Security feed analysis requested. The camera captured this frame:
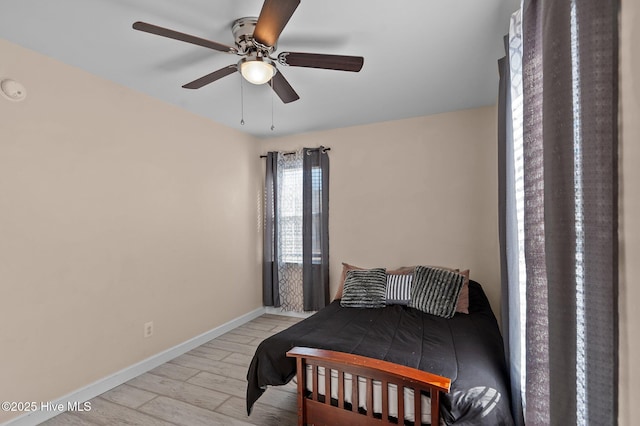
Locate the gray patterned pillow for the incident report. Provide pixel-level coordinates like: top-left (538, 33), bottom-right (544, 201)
top-left (409, 266), bottom-right (464, 318)
top-left (340, 268), bottom-right (387, 308)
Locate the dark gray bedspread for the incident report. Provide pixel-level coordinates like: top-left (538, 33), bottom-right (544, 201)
top-left (246, 281), bottom-right (514, 425)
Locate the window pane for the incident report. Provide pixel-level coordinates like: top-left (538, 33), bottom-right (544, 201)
top-left (278, 160), bottom-right (303, 264)
top-left (311, 166), bottom-right (322, 263)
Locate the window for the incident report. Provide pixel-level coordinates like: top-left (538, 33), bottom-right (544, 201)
top-left (278, 164), bottom-right (323, 264)
top-left (278, 162), bottom-right (303, 264)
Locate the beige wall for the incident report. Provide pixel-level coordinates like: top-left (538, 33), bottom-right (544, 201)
top-left (619, 0), bottom-right (639, 424)
top-left (260, 106), bottom-right (502, 318)
top-left (0, 40), bottom-right (262, 423)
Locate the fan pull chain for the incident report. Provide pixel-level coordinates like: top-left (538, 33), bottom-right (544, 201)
top-left (240, 74), bottom-right (245, 125)
top-left (270, 78), bottom-right (275, 131)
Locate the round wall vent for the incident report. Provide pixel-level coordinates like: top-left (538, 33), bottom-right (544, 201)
top-left (1, 79), bottom-right (27, 102)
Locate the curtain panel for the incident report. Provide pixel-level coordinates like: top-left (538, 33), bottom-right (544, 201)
top-left (263, 152), bottom-right (280, 307)
top-left (500, 0), bottom-right (618, 424)
top-left (302, 147), bottom-right (330, 311)
top-left (499, 29), bottom-right (526, 426)
top-left (524, 1), bottom-right (618, 423)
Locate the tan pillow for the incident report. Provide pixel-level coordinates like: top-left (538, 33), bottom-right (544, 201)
top-left (455, 269), bottom-right (470, 314)
top-left (334, 262), bottom-right (470, 314)
top-left (334, 263), bottom-right (364, 300)
top-left (387, 266), bottom-right (417, 275)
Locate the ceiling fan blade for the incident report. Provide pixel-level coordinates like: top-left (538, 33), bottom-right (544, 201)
top-left (253, 0), bottom-right (300, 48)
top-left (271, 71), bottom-right (300, 104)
top-left (133, 21), bottom-right (237, 54)
top-left (182, 65), bottom-right (238, 89)
top-left (278, 52), bottom-right (364, 72)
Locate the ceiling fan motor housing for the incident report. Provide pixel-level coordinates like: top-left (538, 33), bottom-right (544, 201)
top-left (232, 17), bottom-right (274, 54)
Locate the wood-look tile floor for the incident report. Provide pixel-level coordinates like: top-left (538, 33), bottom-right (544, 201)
top-left (41, 314), bottom-right (303, 426)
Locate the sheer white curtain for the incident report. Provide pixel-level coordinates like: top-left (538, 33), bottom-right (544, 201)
top-left (499, 9), bottom-right (526, 424)
top-left (276, 150), bottom-right (304, 311)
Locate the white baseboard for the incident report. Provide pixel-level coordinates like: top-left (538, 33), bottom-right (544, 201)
top-left (2, 307), bottom-right (266, 426)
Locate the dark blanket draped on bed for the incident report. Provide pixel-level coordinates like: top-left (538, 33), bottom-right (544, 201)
top-left (246, 281), bottom-right (514, 425)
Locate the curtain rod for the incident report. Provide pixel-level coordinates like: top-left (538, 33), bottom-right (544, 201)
top-left (259, 147), bottom-right (330, 158)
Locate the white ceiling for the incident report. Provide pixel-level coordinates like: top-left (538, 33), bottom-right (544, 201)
top-left (0, 0), bottom-right (518, 138)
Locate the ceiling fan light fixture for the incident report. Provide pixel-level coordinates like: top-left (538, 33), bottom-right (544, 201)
top-left (239, 56), bottom-right (276, 85)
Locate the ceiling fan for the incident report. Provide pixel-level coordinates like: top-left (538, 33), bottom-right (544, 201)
top-left (132, 0), bottom-right (364, 104)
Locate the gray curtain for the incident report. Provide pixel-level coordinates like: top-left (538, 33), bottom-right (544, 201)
top-left (499, 0), bottom-right (618, 424)
top-left (262, 152), bottom-right (280, 307)
top-left (302, 147), bottom-right (330, 311)
top-left (263, 148), bottom-right (330, 311)
top-left (524, 1), bottom-right (618, 423)
top-left (526, 0), bottom-right (619, 423)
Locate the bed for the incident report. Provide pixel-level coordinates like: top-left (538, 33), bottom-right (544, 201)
top-left (246, 278), bottom-right (514, 425)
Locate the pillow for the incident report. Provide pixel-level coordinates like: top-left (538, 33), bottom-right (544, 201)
top-left (455, 269), bottom-right (470, 314)
top-left (334, 263), bottom-right (364, 300)
top-left (400, 265), bottom-right (469, 314)
top-left (386, 274), bottom-right (413, 305)
top-left (333, 262), bottom-right (470, 313)
top-left (414, 266), bottom-right (469, 314)
top-left (340, 268), bottom-right (387, 308)
top-left (388, 266), bottom-right (417, 275)
top-left (409, 266), bottom-right (465, 318)
top-left (334, 263), bottom-right (413, 300)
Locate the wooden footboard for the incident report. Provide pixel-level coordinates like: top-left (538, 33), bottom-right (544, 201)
top-left (286, 346), bottom-right (451, 426)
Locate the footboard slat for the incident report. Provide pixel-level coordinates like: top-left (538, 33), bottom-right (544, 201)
top-left (366, 377), bottom-right (373, 418)
top-left (381, 379), bottom-right (388, 423)
top-left (338, 370), bottom-right (345, 409)
top-left (431, 387), bottom-right (440, 425)
top-left (352, 373), bottom-right (357, 413)
top-left (414, 387), bottom-right (421, 426)
top-left (324, 367), bottom-right (331, 406)
top-left (287, 346), bottom-right (451, 426)
top-left (312, 364), bottom-right (319, 402)
top-left (397, 384), bottom-right (404, 424)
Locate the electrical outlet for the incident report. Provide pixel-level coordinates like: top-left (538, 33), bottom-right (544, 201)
top-left (144, 321), bottom-right (154, 338)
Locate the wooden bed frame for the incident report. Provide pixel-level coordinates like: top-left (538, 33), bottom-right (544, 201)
top-left (286, 346), bottom-right (451, 426)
